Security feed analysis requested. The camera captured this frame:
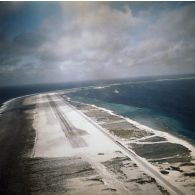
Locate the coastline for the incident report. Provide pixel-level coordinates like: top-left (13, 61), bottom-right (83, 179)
top-left (29, 92), bottom-right (171, 194)
top-left (0, 94), bottom-right (36, 194)
top-left (67, 96), bottom-right (195, 158)
top-left (97, 106), bottom-right (195, 158)
top-left (65, 77), bottom-right (195, 147)
top-left (0, 91), bottom-right (195, 194)
top-left (0, 92), bottom-right (46, 117)
top-left (65, 95), bottom-right (195, 193)
top-left (0, 97), bottom-right (21, 117)
top-left (1, 90), bottom-right (194, 157)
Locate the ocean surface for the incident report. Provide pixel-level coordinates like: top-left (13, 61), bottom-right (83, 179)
top-left (0, 80), bottom-right (109, 106)
top-left (1, 75), bottom-right (195, 145)
top-left (68, 77), bottom-right (195, 145)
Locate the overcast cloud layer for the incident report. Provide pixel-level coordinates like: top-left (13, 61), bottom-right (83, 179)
top-left (0, 2), bottom-right (195, 85)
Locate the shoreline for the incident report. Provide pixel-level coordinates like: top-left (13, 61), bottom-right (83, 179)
top-left (29, 93), bottom-right (172, 194)
top-left (65, 95), bottom-right (195, 194)
top-left (0, 91), bottom-right (51, 116)
top-left (67, 97), bottom-right (195, 159)
top-left (1, 90), bottom-right (195, 158)
top-left (99, 106), bottom-right (195, 157)
top-left (0, 97), bottom-right (20, 117)
top-left (0, 91), bottom-right (195, 194)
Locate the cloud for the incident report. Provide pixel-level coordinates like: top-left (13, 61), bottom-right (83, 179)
top-left (119, 3), bottom-right (195, 76)
top-left (0, 2), bottom-right (195, 85)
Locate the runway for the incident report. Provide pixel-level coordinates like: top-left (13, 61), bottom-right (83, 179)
top-left (33, 93), bottom-right (184, 195)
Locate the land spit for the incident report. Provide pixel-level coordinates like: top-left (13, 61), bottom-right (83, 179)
top-left (0, 91), bottom-right (194, 194)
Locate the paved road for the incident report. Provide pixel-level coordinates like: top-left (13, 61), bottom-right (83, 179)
top-left (114, 141), bottom-right (184, 195)
top-left (51, 94), bottom-right (185, 195)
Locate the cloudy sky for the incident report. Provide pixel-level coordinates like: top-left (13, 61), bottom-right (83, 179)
top-left (0, 2), bottom-right (195, 86)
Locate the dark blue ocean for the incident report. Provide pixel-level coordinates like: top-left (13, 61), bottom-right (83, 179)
top-left (68, 77), bottom-right (195, 145)
top-left (0, 80), bottom-right (110, 106)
